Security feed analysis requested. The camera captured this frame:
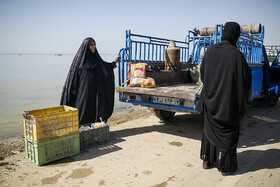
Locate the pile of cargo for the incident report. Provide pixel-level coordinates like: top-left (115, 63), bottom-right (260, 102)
top-left (23, 106), bottom-right (80, 165)
top-left (23, 106), bottom-right (110, 166)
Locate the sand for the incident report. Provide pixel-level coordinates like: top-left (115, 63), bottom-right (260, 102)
top-left (0, 103), bottom-right (280, 186)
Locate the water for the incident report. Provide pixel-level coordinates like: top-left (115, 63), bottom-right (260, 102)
top-left (0, 54), bottom-right (132, 140)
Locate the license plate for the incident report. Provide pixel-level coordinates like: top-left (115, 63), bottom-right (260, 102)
top-left (151, 96), bottom-right (180, 106)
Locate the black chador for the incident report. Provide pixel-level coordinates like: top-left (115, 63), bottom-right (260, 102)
top-left (199, 22), bottom-right (252, 174)
top-left (60, 38), bottom-right (116, 124)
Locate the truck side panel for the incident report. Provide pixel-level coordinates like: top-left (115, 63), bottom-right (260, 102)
top-left (250, 66), bottom-right (263, 99)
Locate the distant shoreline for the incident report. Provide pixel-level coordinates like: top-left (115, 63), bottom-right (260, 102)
top-left (0, 53), bottom-right (116, 56)
top-left (0, 53), bottom-right (74, 56)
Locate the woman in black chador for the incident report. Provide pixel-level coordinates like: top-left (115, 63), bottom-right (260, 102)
top-left (60, 37), bottom-right (119, 124)
top-left (199, 22), bottom-right (252, 176)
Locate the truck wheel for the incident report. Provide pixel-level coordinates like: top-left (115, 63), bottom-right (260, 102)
top-left (154, 109), bottom-right (175, 121)
top-left (268, 94), bottom-right (279, 107)
top-left (253, 94), bottom-right (279, 107)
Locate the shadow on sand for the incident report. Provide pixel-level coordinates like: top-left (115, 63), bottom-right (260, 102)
top-left (236, 149), bottom-right (280, 175)
top-left (46, 103), bottom-right (280, 174)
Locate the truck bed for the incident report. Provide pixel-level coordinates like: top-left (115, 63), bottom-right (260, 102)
top-left (116, 83), bottom-right (200, 102)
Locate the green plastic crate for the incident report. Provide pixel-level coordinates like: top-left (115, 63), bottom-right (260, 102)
top-left (80, 125), bottom-right (109, 150)
top-left (25, 132), bottom-right (80, 165)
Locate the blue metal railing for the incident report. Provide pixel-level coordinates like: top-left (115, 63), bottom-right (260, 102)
top-left (118, 30), bottom-right (189, 86)
top-left (238, 26), bottom-right (264, 64)
top-left (186, 25), bottom-right (223, 64)
top-left (118, 26), bottom-right (265, 87)
top-left (185, 24), bottom-right (264, 64)
top-left (126, 31), bottom-right (189, 62)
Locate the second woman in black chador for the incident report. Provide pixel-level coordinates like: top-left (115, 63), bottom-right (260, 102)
top-left (60, 37), bottom-right (119, 124)
top-left (199, 22), bottom-right (252, 176)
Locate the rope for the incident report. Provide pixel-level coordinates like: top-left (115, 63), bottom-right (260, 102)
top-left (195, 83), bottom-right (203, 96)
top-left (121, 78), bottom-right (130, 87)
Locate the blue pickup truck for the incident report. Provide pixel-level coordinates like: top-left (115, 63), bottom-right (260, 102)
top-left (116, 24), bottom-right (280, 120)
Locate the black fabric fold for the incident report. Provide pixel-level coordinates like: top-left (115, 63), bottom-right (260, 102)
top-left (200, 132), bottom-right (238, 173)
top-left (200, 22), bottom-right (252, 172)
top-left (200, 39), bottom-right (251, 150)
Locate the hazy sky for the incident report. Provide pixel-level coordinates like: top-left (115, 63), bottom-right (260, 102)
top-left (0, 0), bottom-right (279, 55)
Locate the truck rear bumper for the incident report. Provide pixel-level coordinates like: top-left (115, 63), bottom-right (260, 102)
top-left (116, 84), bottom-right (199, 113)
top-left (119, 97), bottom-right (197, 113)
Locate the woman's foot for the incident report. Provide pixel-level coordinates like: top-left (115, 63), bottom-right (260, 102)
top-left (202, 161), bottom-right (215, 169)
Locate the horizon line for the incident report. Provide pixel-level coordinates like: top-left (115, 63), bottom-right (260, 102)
top-left (0, 52), bottom-right (116, 56)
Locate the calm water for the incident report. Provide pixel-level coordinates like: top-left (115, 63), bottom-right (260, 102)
top-left (0, 54), bottom-right (132, 140)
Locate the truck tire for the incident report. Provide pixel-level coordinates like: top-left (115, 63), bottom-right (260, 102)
top-left (155, 109), bottom-right (175, 121)
top-left (268, 94), bottom-right (280, 107)
top-left (253, 94), bottom-right (279, 108)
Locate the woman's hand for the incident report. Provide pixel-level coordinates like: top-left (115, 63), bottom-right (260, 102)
top-left (114, 56), bottom-right (121, 63)
top-left (112, 56), bottom-right (120, 68)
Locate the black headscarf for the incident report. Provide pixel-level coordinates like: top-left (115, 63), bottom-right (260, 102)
top-left (60, 37), bottom-right (94, 106)
top-left (60, 37), bottom-right (115, 123)
top-left (221, 22), bottom-right (241, 47)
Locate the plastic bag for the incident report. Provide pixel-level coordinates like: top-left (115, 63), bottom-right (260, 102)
top-left (129, 63), bottom-right (147, 87)
top-left (140, 77), bottom-right (156, 88)
top-left (79, 126), bottom-right (91, 132)
top-left (91, 122), bottom-right (107, 129)
top-left (91, 117), bottom-right (108, 129)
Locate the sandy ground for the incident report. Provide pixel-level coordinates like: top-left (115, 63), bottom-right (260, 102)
top-left (0, 103), bottom-right (280, 187)
top-left (0, 107), bottom-right (151, 159)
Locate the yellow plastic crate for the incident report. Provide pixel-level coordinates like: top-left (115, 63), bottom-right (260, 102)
top-left (23, 106), bottom-right (79, 141)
